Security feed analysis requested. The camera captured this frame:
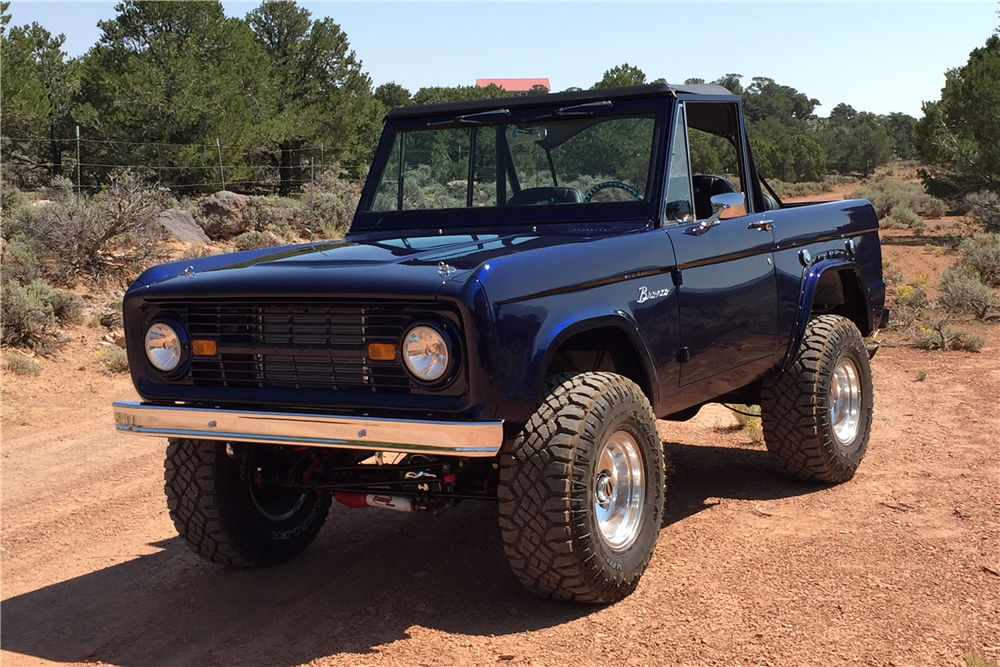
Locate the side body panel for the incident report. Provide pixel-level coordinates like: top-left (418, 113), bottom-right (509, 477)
top-left (477, 227), bottom-right (681, 425)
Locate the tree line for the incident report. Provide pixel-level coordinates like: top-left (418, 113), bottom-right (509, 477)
top-left (1, 0), bottom-right (996, 198)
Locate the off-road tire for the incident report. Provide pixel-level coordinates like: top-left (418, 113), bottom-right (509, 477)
top-left (760, 314), bottom-right (873, 483)
top-left (498, 372), bottom-right (665, 603)
top-left (164, 438), bottom-right (331, 567)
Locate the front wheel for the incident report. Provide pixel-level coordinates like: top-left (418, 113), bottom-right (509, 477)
top-left (164, 439), bottom-right (331, 568)
top-left (760, 314), bottom-right (874, 483)
top-left (498, 372), bottom-right (665, 603)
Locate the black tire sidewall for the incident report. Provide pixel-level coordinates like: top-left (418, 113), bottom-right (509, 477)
top-left (575, 383), bottom-right (664, 587)
top-left (215, 443), bottom-right (329, 565)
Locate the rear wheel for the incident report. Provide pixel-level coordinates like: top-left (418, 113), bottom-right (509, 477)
top-left (760, 315), bottom-right (873, 483)
top-left (164, 438), bottom-right (330, 567)
top-left (498, 372), bottom-right (665, 603)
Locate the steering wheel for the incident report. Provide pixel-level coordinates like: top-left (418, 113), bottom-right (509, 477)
top-left (584, 181), bottom-right (643, 202)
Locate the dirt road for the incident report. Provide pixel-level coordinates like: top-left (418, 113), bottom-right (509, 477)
top-left (2, 318), bottom-right (997, 667)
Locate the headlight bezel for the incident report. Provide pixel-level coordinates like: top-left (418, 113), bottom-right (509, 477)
top-left (144, 320), bottom-right (187, 375)
top-left (400, 322), bottom-right (454, 385)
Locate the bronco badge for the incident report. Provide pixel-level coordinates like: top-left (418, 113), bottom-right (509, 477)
top-left (636, 285), bottom-right (670, 304)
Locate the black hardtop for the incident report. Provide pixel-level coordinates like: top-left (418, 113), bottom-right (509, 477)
top-left (385, 83), bottom-right (736, 120)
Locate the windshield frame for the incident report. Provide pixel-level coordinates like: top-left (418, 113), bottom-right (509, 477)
top-left (352, 97), bottom-right (672, 232)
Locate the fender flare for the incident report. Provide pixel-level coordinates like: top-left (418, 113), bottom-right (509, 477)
top-left (783, 258), bottom-right (873, 371)
top-left (533, 312), bottom-right (660, 409)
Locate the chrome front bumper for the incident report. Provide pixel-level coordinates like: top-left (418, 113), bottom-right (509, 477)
top-left (112, 401), bottom-right (504, 457)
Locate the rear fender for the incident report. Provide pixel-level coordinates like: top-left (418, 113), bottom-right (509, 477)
top-left (783, 259), bottom-right (872, 370)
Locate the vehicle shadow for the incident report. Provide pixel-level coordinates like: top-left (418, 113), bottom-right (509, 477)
top-left (660, 440), bottom-right (822, 526)
top-left (2, 440), bottom-right (822, 667)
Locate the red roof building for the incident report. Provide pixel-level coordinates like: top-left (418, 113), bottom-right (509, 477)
top-left (476, 78), bottom-right (550, 96)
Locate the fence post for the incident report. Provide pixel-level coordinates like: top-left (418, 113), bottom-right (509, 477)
top-left (320, 142), bottom-right (324, 172)
top-left (75, 126), bottom-right (81, 194)
top-left (216, 138), bottom-right (226, 191)
top-left (310, 157), bottom-right (315, 184)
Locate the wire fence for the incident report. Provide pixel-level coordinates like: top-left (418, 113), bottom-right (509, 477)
top-left (1, 132), bottom-right (369, 195)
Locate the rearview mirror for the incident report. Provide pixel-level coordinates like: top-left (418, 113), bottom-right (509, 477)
top-left (509, 126), bottom-right (547, 145)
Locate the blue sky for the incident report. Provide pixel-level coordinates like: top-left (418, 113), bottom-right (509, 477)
top-left (7, 2), bottom-right (998, 117)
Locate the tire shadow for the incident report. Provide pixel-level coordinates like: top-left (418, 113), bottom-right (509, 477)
top-left (2, 440), bottom-right (822, 666)
top-left (660, 440), bottom-right (824, 527)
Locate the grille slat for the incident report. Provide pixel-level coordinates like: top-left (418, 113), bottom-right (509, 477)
top-left (154, 300), bottom-right (417, 393)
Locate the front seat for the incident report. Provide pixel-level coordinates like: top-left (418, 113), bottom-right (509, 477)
top-left (692, 174), bottom-right (736, 220)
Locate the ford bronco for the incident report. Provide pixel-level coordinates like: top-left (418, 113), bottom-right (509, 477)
top-left (114, 83), bottom-right (887, 603)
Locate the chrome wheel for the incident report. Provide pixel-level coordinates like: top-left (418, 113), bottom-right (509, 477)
top-left (593, 430), bottom-right (645, 550)
top-left (829, 357), bottom-right (862, 445)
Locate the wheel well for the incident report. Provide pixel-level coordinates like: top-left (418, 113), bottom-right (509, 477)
top-left (546, 327), bottom-right (652, 401)
top-left (811, 269), bottom-right (871, 335)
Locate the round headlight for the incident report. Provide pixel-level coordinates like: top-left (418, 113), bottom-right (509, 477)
top-left (145, 322), bottom-right (182, 372)
top-left (402, 324), bottom-right (450, 382)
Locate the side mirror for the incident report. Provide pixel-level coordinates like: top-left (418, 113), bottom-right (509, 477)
top-left (687, 192), bottom-right (747, 236)
top-left (710, 191), bottom-right (746, 212)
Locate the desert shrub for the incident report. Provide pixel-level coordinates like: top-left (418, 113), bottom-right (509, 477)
top-left (891, 283), bottom-right (928, 329)
top-left (21, 173), bottom-right (167, 284)
top-left (771, 180), bottom-right (833, 199)
top-left (0, 182), bottom-right (29, 225)
top-left (965, 191), bottom-right (1000, 234)
top-left (303, 167), bottom-right (363, 239)
top-left (245, 196), bottom-right (299, 240)
top-left (850, 179), bottom-right (948, 219)
top-left (233, 230), bottom-right (282, 251)
top-left (0, 237), bottom-right (41, 285)
top-left (1, 281), bottom-right (54, 350)
top-left (938, 265), bottom-right (995, 319)
top-left (909, 316), bottom-right (985, 352)
top-left (0, 279), bottom-right (84, 351)
top-left (883, 206), bottom-right (926, 234)
top-left (959, 233), bottom-right (1000, 287)
top-left (99, 347), bottom-right (130, 374)
top-left (882, 261), bottom-right (905, 286)
top-left (4, 354), bottom-right (41, 376)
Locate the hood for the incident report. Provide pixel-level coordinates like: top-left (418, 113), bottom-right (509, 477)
top-left (129, 226), bottom-right (644, 301)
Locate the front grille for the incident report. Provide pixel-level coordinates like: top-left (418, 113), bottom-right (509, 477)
top-left (154, 301), bottom-right (416, 392)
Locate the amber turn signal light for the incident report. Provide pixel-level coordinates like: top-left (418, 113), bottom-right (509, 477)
top-left (367, 342), bottom-right (396, 361)
top-left (191, 339), bottom-right (218, 356)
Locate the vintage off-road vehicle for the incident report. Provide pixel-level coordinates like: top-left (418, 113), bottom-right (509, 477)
top-left (114, 83), bottom-right (887, 603)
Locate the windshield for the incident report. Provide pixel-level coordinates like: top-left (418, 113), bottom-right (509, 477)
top-left (365, 112), bottom-right (657, 214)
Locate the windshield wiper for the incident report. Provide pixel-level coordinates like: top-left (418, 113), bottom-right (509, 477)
top-left (427, 108), bottom-right (511, 128)
top-left (526, 101), bottom-right (614, 122)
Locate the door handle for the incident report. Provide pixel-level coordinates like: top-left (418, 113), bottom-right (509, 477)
top-left (748, 219), bottom-right (774, 231)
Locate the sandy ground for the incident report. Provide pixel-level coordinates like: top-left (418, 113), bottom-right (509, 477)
top-left (2, 210), bottom-right (999, 667)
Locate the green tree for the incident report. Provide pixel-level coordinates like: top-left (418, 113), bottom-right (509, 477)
top-left (880, 112), bottom-right (917, 160)
top-left (375, 82), bottom-right (411, 110)
top-left (823, 111), bottom-right (893, 177)
top-left (78, 1), bottom-right (271, 189)
top-left (0, 9), bottom-right (80, 184)
top-left (527, 83), bottom-right (549, 95)
top-left (412, 84), bottom-right (507, 105)
top-left (712, 73), bottom-right (743, 95)
top-left (594, 63), bottom-right (646, 89)
top-left (248, 0), bottom-right (381, 194)
top-left (914, 34), bottom-right (1000, 197)
top-left (742, 77), bottom-right (818, 125)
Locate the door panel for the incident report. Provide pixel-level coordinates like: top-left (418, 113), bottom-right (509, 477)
top-left (666, 214), bottom-right (778, 387)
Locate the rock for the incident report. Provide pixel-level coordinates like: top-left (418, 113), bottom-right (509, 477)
top-left (197, 191), bottom-right (252, 238)
top-left (114, 336), bottom-right (127, 349)
top-left (157, 208), bottom-right (210, 245)
top-left (99, 311), bottom-right (123, 328)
